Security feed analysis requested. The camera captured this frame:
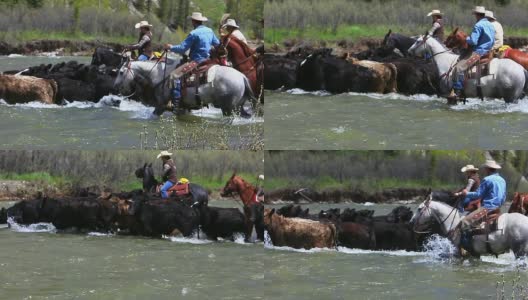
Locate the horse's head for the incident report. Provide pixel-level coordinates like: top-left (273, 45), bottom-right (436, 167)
top-left (135, 163), bottom-right (157, 192)
top-left (410, 196), bottom-right (434, 231)
top-left (407, 35), bottom-right (428, 57)
top-left (509, 192), bottom-right (528, 214)
top-left (445, 27), bottom-right (467, 49)
top-left (113, 57), bottom-right (135, 95)
top-left (221, 172), bottom-right (239, 197)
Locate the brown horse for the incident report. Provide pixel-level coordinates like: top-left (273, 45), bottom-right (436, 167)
top-left (221, 173), bottom-right (264, 241)
top-left (221, 36), bottom-right (264, 103)
top-left (509, 192), bottom-right (528, 215)
top-left (498, 47), bottom-right (528, 70)
top-left (445, 27), bottom-right (470, 50)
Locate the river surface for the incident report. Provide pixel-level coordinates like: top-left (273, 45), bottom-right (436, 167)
top-left (265, 90), bottom-right (528, 150)
top-left (0, 199), bottom-right (265, 299)
top-left (0, 56), bottom-right (263, 150)
top-left (263, 202), bottom-right (526, 299)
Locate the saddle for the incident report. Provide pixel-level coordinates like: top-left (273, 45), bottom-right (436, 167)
top-left (180, 61), bottom-right (216, 104)
top-left (155, 182), bottom-right (190, 198)
top-left (463, 51), bottom-right (493, 80)
top-left (467, 208), bottom-right (501, 235)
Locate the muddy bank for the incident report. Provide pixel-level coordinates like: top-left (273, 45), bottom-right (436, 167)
top-left (265, 187), bottom-right (436, 204)
top-left (267, 36), bottom-right (528, 56)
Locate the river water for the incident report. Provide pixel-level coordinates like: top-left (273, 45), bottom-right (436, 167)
top-left (265, 90), bottom-right (528, 150)
top-left (0, 199), bottom-right (266, 299)
top-left (263, 202), bottom-right (527, 299)
top-left (0, 56), bottom-right (263, 150)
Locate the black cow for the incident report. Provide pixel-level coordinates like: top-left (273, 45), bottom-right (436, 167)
top-left (264, 54), bottom-right (300, 90)
top-left (296, 48), bottom-right (381, 94)
top-left (195, 203), bottom-right (246, 241)
top-left (91, 47), bottom-right (125, 67)
top-left (0, 207), bottom-right (6, 223)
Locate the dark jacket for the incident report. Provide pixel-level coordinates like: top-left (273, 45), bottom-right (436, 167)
top-left (128, 31), bottom-right (153, 58)
top-left (162, 159), bottom-right (177, 183)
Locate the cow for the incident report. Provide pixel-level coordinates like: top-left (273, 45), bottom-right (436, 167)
top-left (344, 55), bottom-right (398, 93)
top-left (194, 203), bottom-right (247, 241)
top-left (0, 74), bottom-right (58, 104)
top-left (264, 208), bottom-right (336, 249)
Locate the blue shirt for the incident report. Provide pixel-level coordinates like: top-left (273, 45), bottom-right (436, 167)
top-left (465, 173), bottom-right (506, 210)
top-left (170, 25), bottom-right (220, 63)
top-left (466, 18), bottom-right (495, 55)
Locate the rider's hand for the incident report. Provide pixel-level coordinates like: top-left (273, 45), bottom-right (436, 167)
top-left (461, 189), bottom-right (468, 196)
top-left (164, 44), bottom-right (172, 50)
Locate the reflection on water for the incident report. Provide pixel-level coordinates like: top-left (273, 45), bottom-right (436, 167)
top-left (265, 90), bottom-right (528, 150)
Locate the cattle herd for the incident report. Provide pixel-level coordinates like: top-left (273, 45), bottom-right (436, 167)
top-left (0, 190), bottom-right (265, 243)
top-left (265, 45), bottom-right (440, 95)
top-left (264, 204), bottom-right (440, 251)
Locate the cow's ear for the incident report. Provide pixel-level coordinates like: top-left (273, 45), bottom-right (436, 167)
top-left (143, 163), bottom-right (147, 168)
top-left (453, 27), bottom-right (459, 35)
top-left (231, 171), bottom-right (236, 178)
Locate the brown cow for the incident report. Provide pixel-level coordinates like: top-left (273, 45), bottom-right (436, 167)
top-left (0, 74), bottom-right (58, 104)
top-left (264, 208), bottom-right (336, 250)
top-left (344, 54), bottom-right (398, 93)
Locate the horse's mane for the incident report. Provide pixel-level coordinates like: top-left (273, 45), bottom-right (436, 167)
top-left (234, 175), bottom-right (257, 192)
top-left (224, 36), bottom-right (255, 58)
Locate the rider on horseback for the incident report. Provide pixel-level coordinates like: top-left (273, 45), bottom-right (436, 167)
top-left (221, 19), bottom-right (248, 45)
top-left (125, 21), bottom-right (154, 61)
top-left (157, 150), bottom-right (178, 199)
top-left (485, 10), bottom-right (504, 52)
top-left (454, 165), bottom-right (481, 212)
top-left (426, 9), bottom-right (445, 42)
top-left (459, 160), bottom-right (506, 230)
top-left (163, 12), bottom-right (220, 113)
top-left (449, 6), bottom-right (495, 102)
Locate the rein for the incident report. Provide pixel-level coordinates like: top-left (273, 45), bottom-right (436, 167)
top-left (413, 198), bottom-right (459, 235)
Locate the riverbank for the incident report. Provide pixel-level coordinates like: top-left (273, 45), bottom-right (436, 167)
top-left (265, 187), bottom-right (436, 204)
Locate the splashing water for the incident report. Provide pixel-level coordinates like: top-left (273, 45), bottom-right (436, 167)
top-left (420, 234), bottom-right (458, 263)
top-left (7, 217), bottom-right (56, 233)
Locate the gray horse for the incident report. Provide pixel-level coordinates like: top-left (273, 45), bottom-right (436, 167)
top-left (411, 199), bottom-right (528, 258)
top-left (408, 35), bottom-right (527, 103)
top-left (113, 57), bottom-right (256, 116)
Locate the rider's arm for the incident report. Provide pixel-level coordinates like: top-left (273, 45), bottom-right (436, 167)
top-left (427, 22), bottom-right (441, 37)
top-left (466, 180), bottom-right (487, 199)
top-left (170, 33), bottom-right (194, 54)
top-left (128, 35), bottom-right (150, 50)
top-left (466, 23), bottom-right (482, 46)
top-left (464, 178), bottom-right (475, 192)
top-left (162, 163), bottom-right (171, 180)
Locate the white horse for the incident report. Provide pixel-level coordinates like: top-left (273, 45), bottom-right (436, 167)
top-left (408, 36), bottom-right (527, 103)
top-left (113, 57), bottom-right (256, 116)
top-left (410, 198), bottom-right (528, 258)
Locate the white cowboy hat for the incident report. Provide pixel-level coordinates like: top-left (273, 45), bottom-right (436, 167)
top-left (135, 21), bottom-right (153, 29)
top-left (473, 6), bottom-right (486, 14)
top-left (157, 150), bottom-right (173, 159)
top-left (481, 160), bottom-right (502, 170)
top-left (222, 19), bottom-right (239, 28)
top-left (190, 12), bottom-right (208, 22)
top-left (426, 9), bottom-right (443, 17)
top-left (258, 174), bottom-right (264, 180)
top-left (461, 164), bottom-right (479, 173)
top-left (485, 10), bottom-right (496, 20)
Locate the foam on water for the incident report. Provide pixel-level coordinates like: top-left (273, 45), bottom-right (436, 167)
top-left (283, 89), bottom-right (528, 114)
top-left (337, 246), bottom-right (423, 257)
top-left (87, 232), bottom-right (114, 237)
top-left (163, 231), bottom-right (212, 245)
top-left (7, 217), bottom-right (56, 233)
top-left (7, 54), bottom-right (24, 58)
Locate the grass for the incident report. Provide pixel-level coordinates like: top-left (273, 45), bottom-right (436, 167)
top-left (266, 176), bottom-right (458, 193)
top-left (265, 24), bottom-right (528, 45)
top-left (0, 172), bottom-right (69, 187)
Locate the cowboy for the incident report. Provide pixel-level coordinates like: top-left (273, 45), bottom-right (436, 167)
top-left (221, 19), bottom-right (248, 45)
top-left (157, 150), bottom-right (178, 199)
top-left (460, 160), bottom-right (506, 230)
top-left (486, 10), bottom-right (504, 51)
top-left (163, 12), bottom-right (220, 113)
top-left (125, 21), bottom-right (154, 61)
top-left (453, 165), bottom-right (481, 212)
top-left (449, 6), bottom-right (495, 101)
top-left (256, 174), bottom-right (264, 202)
top-left (426, 9), bottom-right (445, 42)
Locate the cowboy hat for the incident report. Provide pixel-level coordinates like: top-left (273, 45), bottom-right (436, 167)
top-left (473, 6), bottom-right (486, 15)
top-left (258, 174), bottom-right (264, 180)
top-left (481, 160), bottom-right (502, 170)
top-left (135, 21), bottom-right (153, 29)
top-left (190, 12), bottom-right (208, 22)
top-left (426, 9), bottom-right (443, 17)
top-left (485, 10), bottom-right (496, 20)
top-left (222, 19), bottom-right (239, 28)
top-left (157, 150), bottom-right (173, 159)
top-left (461, 164), bottom-right (479, 173)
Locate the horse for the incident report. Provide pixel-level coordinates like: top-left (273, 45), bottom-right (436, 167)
top-left (134, 163), bottom-right (209, 207)
top-left (220, 36), bottom-right (264, 103)
top-left (446, 28), bottom-right (528, 71)
top-left (382, 29), bottom-right (417, 57)
top-left (410, 198), bottom-right (528, 258)
top-left (509, 192), bottom-right (528, 215)
top-left (408, 34), bottom-right (527, 103)
top-left (113, 56), bottom-right (256, 116)
top-left (221, 172), bottom-right (264, 241)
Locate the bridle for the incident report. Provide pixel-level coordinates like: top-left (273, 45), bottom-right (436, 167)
top-left (412, 196), bottom-right (459, 235)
